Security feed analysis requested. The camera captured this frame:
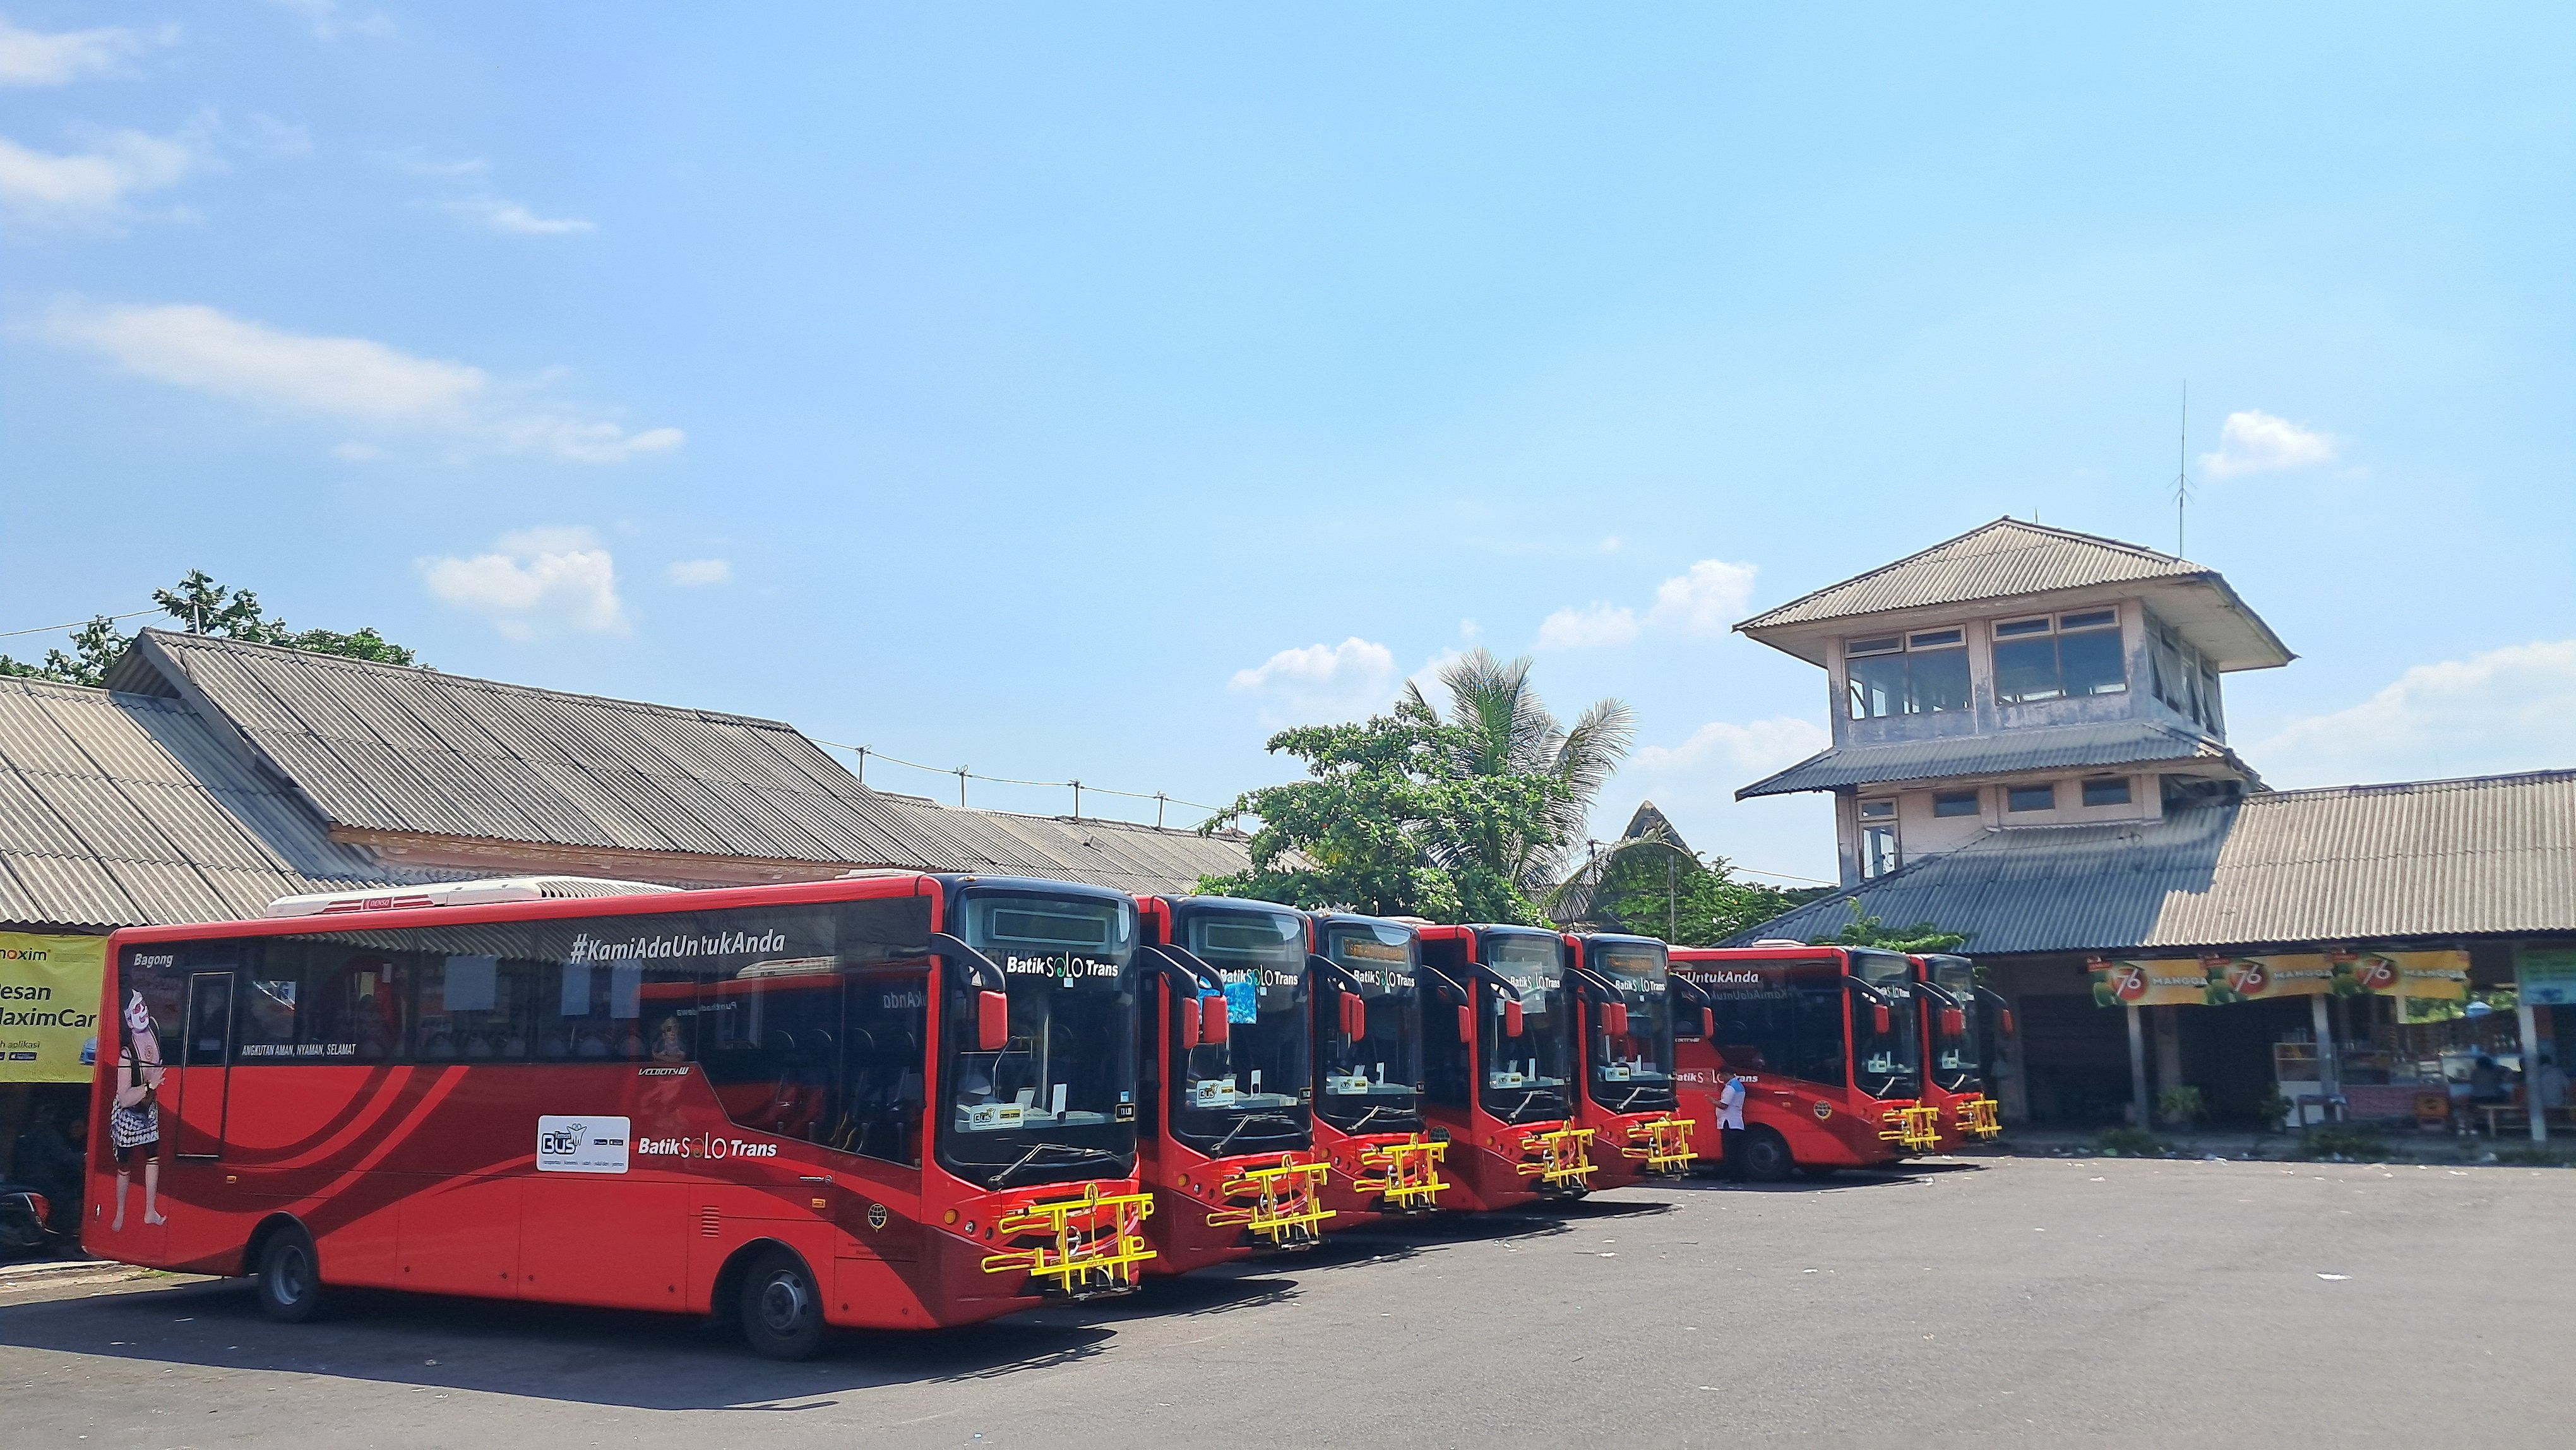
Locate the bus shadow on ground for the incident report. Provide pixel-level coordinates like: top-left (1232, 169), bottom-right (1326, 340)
top-left (0, 1274), bottom-right (1130, 1410)
top-left (1653, 1161), bottom-right (1983, 1194)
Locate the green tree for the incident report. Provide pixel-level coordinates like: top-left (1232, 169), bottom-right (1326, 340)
top-left (1198, 659), bottom-right (1616, 923)
top-left (1400, 648), bottom-right (1633, 892)
top-left (1812, 900), bottom-right (1967, 954)
top-left (1549, 830), bottom-right (1824, 945)
top-left (0, 571), bottom-right (422, 685)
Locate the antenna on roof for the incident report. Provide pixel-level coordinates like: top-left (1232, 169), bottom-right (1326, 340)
top-left (2173, 382), bottom-right (2193, 556)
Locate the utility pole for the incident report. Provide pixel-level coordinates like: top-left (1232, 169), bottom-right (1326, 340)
top-left (1668, 851), bottom-right (1678, 941)
top-left (957, 767), bottom-right (968, 808)
top-left (854, 746), bottom-right (866, 786)
top-left (1156, 793), bottom-right (1167, 829)
top-left (1070, 780), bottom-right (1082, 821)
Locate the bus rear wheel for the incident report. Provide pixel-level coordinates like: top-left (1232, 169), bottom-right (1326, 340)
top-left (737, 1249), bottom-right (826, 1362)
top-left (255, 1225), bottom-right (328, 1324)
top-left (1741, 1128), bottom-right (1795, 1183)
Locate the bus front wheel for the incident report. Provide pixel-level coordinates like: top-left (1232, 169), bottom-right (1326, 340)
top-left (255, 1225), bottom-right (328, 1324)
top-left (1741, 1128), bottom-right (1795, 1183)
top-left (738, 1249), bottom-right (826, 1362)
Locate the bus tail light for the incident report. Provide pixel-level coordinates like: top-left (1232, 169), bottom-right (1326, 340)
top-left (1503, 1000), bottom-right (1524, 1038)
top-left (976, 991), bottom-right (1010, 1053)
top-left (1202, 996), bottom-right (1229, 1045)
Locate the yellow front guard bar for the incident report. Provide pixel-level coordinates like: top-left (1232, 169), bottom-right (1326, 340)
top-left (1955, 1096), bottom-right (2003, 1141)
top-left (1207, 1158), bottom-right (1335, 1247)
top-left (1878, 1105), bottom-right (1942, 1153)
top-left (1356, 1134), bottom-right (1450, 1211)
top-left (1517, 1125), bottom-right (1597, 1191)
top-left (1621, 1115), bottom-right (1696, 1174)
top-left (980, 1182), bottom-right (1157, 1297)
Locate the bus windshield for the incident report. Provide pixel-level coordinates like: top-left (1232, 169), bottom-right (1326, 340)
top-left (1588, 939), bottom-right (1676, 1114)
top-left (1848, 949), bottom-right (1922, 1101)
top-left (1926, 955), bottom-right (1982, 1093)
top-left (1479, 930), bottom-right (1567, 1123)
top-left (941, 889), bottom-right (1141, 1190)
top-left (1318, 920), bottom-right (1422, 1134)
top-left (1171, 902), bottom-right (1311, 1156)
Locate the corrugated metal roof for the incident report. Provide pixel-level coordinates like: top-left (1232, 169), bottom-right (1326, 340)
top-left (1737, 719), bottom-right (2245, 799)
top-left (1739, 518), bottom-right (2212, 631)
top-left (117, 630), bottom-right (1248, 899)
top-left (0, 676), bottom-right (419, 931)
top-left (1726, 769), bottom-right (2576, 954)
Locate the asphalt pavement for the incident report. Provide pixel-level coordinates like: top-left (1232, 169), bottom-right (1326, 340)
top-left (2, 1155), bottom-right (2565, 1447)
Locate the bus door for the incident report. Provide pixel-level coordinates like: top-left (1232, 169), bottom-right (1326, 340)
top-left (167, 970), bottom-right (237, 1161)
top-left (826, 962), bottom-right (931, 1265)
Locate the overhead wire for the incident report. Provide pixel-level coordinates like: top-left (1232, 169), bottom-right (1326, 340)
top-left (0, 608), bottom-right (158, 642)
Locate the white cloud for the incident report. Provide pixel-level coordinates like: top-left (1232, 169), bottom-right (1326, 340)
top-left (2200, 409), bottom-right (2337, 480)
top-left (443, 195), bottom-right (593, 237)
top-left (2255, 640), bottom-right (2576, 787)
top-left (0, 126), bottom-right (200, 222)
top-left (1536, 602), bottom-right (1642, 651)
top-left (1535, 558), bottom-right (1759, 650)
top-left (1230, 637), bottom-right (1398, 722)
top-left (420, 527), bottom-right (628, 640)
top-left (41, 301), bottom-right (683, 464)
top-left (665, 558), bottom-right (730, 587)
top-left (0, 18), bottom-right (174, 87)
top-left (1631, 716), bottom-right (1832, 779)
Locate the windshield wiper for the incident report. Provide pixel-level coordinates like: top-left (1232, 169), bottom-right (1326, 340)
top-left (1345, 1103), bottom-right (1415, 1134)
top-left (993, 1141), bottom-right (1120, 1187)
top-left (1208, 1111), bottom-right (1301, 1158)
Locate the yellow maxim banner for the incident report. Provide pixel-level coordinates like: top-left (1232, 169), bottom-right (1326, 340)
top-left (0, 931), bottom-right (107, 1083)
top-left (2092, 949), bottom-right (2474, 1007)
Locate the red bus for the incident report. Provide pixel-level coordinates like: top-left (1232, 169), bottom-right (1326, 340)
top-left (1912, 953), bottom-right (2007, 1149)
top-left (1306, 913), bottom-right (1445, 1225)
top-left (1559, 933), bottom-right (1695, 1189)
top-left (83, 873), bottom-right (1156, 1358)
top-left (1669, 945), bottom-right (1935, 1180)
top-left (1413, 925), bottom-right (1594, 1210)
top-left (1131, 896), bottom-right (1332, 1273)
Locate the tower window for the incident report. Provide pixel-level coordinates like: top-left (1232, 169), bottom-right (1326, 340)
top-left (2082, 776), bottom-right (2133, 807)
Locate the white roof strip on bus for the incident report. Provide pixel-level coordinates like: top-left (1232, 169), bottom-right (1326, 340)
top-left (264, 874), bottom-right (683, 918)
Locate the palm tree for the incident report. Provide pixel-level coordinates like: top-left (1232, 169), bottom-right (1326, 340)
top-left (1401, 648), bottom-right (1635, 891)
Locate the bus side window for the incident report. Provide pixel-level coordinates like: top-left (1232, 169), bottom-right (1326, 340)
top-left (245, 938), bottom-right (410, 1062)
top-left (1789, 985), bottom-right (1848, 1088)
top-left (839, 969), bottom-right (927, 1166)
top-left (1420, 991), bottom-right (1469, 1107)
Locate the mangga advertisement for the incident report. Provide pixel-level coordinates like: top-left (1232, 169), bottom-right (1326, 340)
top-left (2092, 949), bottom-right (2472, 1007)
top-left (0, 930), bottom-right (107, 1083)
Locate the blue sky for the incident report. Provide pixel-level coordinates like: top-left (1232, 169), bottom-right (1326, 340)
top-left (2, 3), bottom-right (2570, 885)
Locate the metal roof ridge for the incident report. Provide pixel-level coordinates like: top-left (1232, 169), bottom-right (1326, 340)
top-left (139, 628), bottom-right (806, 734)
top-left (1734, 517), bottom-right (2208, 633)
top-left (2241, 765), bottom-right (2576, 803)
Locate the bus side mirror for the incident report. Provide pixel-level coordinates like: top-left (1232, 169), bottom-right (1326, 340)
top-left (1342, 993), bottom-right (1366, 1040)
top-left (1941, 1008), bottom-right (1966, 1037)
top-left (1202, 995), bottom-right (1230, 1045)
top-left (1179, 993), bottom-right (1201, 1050)
top-left (1604, 1002), bottom-right (1628, 1037)
top-left (1872, 1002), bottom-right (1892, 1035)
top-left (1504, 1000), bottom-right (1525, 1038)
top-left (2001, 1009), bottom-right (2016, 1037)
top-left (976, 991), bottom-right (1010, 1054)
top-left (1702, 1007), bottom-right (1716, 1040)
top-left (1457, 1004), bottom-right (1474, 1043)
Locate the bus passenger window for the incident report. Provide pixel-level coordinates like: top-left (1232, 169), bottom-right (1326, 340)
top-left (838, 972), bottom-right (929, 1166)
top-left (416, 954), bottom-right (537, 1060)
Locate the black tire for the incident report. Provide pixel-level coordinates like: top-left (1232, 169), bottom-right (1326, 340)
top-left (1798, 1164), bottom-right (1840, 1180)
top-left (737, 1249), bottom-right (826, 1362)
top-left (1741, 1128), bottom-right (1795, 1183)
top-left (256, 1225), bottom-right (328, 1324)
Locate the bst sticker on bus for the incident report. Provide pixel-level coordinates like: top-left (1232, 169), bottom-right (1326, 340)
top-left (536, 1114), bottom-right (632, 1174)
